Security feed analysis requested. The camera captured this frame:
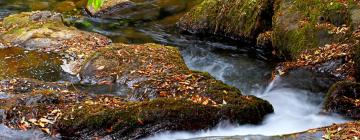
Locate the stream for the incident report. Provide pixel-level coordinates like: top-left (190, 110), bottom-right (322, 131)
top-left (0, 0), bottom-right (351, 139)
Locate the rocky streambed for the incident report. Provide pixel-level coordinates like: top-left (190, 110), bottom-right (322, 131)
top-left (0, 0), bottom-right (359, 139)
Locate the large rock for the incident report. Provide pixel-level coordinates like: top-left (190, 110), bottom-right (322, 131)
top-left (0, 11), bottom-right (110, 55)
top-left (324, 81), bottom-right (360, 119)
top-left (0, 44), bottom-right (273, 139)
top-left (177, 0), bottom-right (274, 42)
top-left (272, 1), bottom-right (360, 81)
top-left (272, 0), bottom-right (358, 59)
top-left (0, 11), bottom-right (111, 80)
top-left (0, 87), bottom-right (271, 139)
top-left (86, 0), bottom-right (201, 21)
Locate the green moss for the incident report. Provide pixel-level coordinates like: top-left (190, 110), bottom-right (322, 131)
top-left (0, 47), bottom-right (63, 81)
top-left (58, 95), bottom-right (272, 138)
top-left (2, 13), bottom-right (31, 29)
top-left (324, 81), bottom-right (347, 108)
top-left (273, 0), bottom-right (353, 59)
top-left (179, 0), bottom-right (274, 41)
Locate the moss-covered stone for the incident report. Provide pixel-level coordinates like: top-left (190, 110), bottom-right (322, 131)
top-left (271, 1), bottom-right (360, 83)
top-left (177, 0), bottom-right (274, 42)
top-left (272, 0), bottom-right (359, 59)
top-left (1, 11), bottom-right (110, 53)
top-left (0, 41), bottom-right (273, 139)
top-left (86, 0), bottom-right (202, 21)
top-left (58, 96), bottom-right (271, 139)
top-left (0, 11), bottom-right (111, 79)
top-left (324, 81), bottom-right (360, 119)
top-left (0, 78), bottom-right (272, 139)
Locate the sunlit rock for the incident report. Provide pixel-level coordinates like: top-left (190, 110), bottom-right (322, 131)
top-left (0, 11), bottom-right (111, 80)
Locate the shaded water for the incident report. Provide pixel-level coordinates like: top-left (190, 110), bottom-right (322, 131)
top-left (0, 0), bottom-right (350, 139)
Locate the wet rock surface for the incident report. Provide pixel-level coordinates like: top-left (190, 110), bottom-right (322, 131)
top-left (0, 78), bottom-right (68, 95)
top-left (190, 121), bottom-right (360, 140)
top-left (0, 11), bottom-right (111, 53)
top-left (0, 11), bottom-right (111, 80)
top-left (274, 43), bottom-right (357, 81)
top-left (272, 0), bottom-right (356, 59)
top-left (177, 0), bottom-right (274, 42)
top-left (324, 81), bottom-right (360, 119)
top-left (272, 1), bottom-right (360, 83)
top-left (86, 0), bottom-right (201, 21)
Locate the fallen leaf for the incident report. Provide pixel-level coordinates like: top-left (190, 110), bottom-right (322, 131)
top-left (41, 128), bottom-right (51, 135)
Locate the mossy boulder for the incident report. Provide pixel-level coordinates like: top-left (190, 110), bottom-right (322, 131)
top-left (0, 11), bottom-right (111, 79)
top-left (86, 0), bottom-right (202, 21)
top-left (272, 1), bottom-right (360, 81)
top-left (78, 43), bottom-right (272, 111)
top-left (0, 11), bottom-right (110, 54)
top-left (177, 0), bottom-right (274, 42)
top-left (324, 81), bottom-right (360, 119)
top-left (0, 42), bottom-right (273, 139)
top-left (0, 77), bottom-right (273, 139)
top-left (272, 0), bottom-right (359, 59)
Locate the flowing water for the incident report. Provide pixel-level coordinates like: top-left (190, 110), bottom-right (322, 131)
top-left (0, 0), bottom-right (351, 139)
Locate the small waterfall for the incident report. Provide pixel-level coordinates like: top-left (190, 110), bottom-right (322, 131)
top-left (262, 75), bottom-right (280, 94)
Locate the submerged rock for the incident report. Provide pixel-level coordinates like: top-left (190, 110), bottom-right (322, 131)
top-left (324, 81), bottom-right (360, 119)
top-left (177, 0), bottom-right (274, 42)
